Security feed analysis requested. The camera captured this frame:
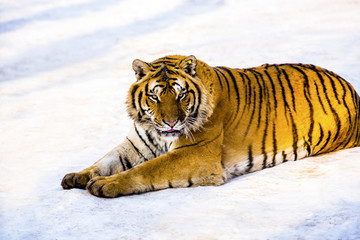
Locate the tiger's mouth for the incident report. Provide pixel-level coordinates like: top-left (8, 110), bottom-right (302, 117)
top-left (157, 129), bottom-right (183, 137)
top-left (165, 129), bottom-right (177, 133)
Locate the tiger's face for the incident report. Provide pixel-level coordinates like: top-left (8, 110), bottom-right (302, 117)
top-left (126, 55), bottom-right (213, 140)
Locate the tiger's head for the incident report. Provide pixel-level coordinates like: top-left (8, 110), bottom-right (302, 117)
top-left (126, 55), bottom-right (213, 140)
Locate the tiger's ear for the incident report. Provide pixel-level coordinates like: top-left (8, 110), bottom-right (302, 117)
top-left (179, 55), bottom-right (197, 77)
top-left (132, 59), bottom-right (150, 81)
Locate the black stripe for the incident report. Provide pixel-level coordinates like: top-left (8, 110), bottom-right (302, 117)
top-left (275, 66), bottom-right (298, 160)
top-left (274, 65), bottom-right (290, 125)
top-left (152, 68), bottom-right (163, 78)
top-left (313, 68), bottom-right (331, 104)
top-left (188, 79), bottom-right (202, 120)
top-left (239, 71), bottom-right (250, 108)
top-left (152, 61), bottom-right (177, 67)
top-left (234, 72), bottom-right (252, 130)
top-left (327, 116), bottom-right (343, 152)
top-left (220, 160), bottom-right (225, 169)
top-left (261, 113), bottom-right (269, 169)
top-left (213, 68), bottom-right (224, 89)
top-left (134, 124), bottom-right (156, 158)
top-left (264, 69), bottom-right (278, 119)
top-left (313, 81), bottom-right (328, 115)
top-left (185, 81), bottom-right (190, 91)
top-left (151, 62), bottom-right (162, 67)
top-left (173, 140), bottom-right (204, 150)
top-left (352, 111), bottom-right (360, 147)
top-left (335, 74), bottom-right (352, 126)
top-left (323, 70), bottom-right (341, 104)
top-left (304, 138), bottom-right (311, 156)
top-left (188, 179), bottom-right (194, 187)
top-left (86, 179), bottom-right (96, 191)
top-left (145, 130), bottom-right (159, 151)
top-left (248, 70), bottom-right (270, 169)
top-left (347, 82), bottom-right (357, 109)
top-left (311, 68), bottom-right (341, 147)
top-left (354, 111), bottom-right (360, 147)
top-left (187, 89), bottom-right (196, 113)
top-left (281, 68), bottom-right (296, 112)
top-left (131, 85), bottom-right (139, 110)
top-left (127, 137), bottom-right (148, 161)
top-left (174, 131), bottom-right (222, 150)
top-left (138, 91), bottom-right (145, 115)
top-left (167, 62), bottom-right (177, 67)
top-left (123, 157), bottom-right (132, 170)
top-left (163, 56), bottom-right (179, 61)
top-left (246, 145), bottom-right (253, 172)
top-left (343, 93), bottom-right (360, 148)
top-left (164, 142), bottom-right (169, 152)
top-left (145, 82), bottom-right (149, 95)
top-left (218, 67), bottom-right (241, 124)
top-left (119, 156), bottom-right (127, 171)
top-left (249, 70), bottom-right (264, 130)
top-left (243, 80), bottom-right (257, 138)
top-left (314, 123), bottom-right (324, 150)
top-left (244, 73), bottom-right (252, 112)
top-left (166, 68), bottom-right (177, 75)
top-left (145, 98), bottom-right (151, 107)
top-left (341, 124), bottom-right (355, 150)
top-left (271, 123), bottom-right (277, 166)
top-left (215, 67), bottom-right (231, 100)
top-left (261, 75), bottom-right (270, 170)
top-left (317, 131), bottom-right (332, 153)
top-left (289, 110), bottom-right (298, 160)
top-left (159, 84), bottom-right (168, 95)
top-left (97, 185), bottom-right (105, 198)
top-left (290, 65), bottom-right (314, 145)
top-left (325, 71), bottom-right (354, 150)
top-left (316, 69), bottom-right (348, 151)
top-left (282, 151), bottom-right (287, 163)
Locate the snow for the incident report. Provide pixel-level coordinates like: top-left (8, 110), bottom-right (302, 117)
top-left (1, 0), bottom-right (360, 239)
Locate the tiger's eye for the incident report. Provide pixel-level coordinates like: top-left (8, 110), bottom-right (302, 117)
top-left (149, 95), bottom-right (158, 102)
top-left (178, 92), bottom-right (187, 101)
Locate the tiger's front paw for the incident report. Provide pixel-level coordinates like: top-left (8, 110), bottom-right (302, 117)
top-left (86, 176), bottom-right (124, 198)
top-left (61, 172), bottom-right (91, 189)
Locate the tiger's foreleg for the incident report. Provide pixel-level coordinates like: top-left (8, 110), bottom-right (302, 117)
top-left (86, 132), bottom-right (225, 198)
top-left (61, 147), bottom-right (126, 190)
top-left (61, 124), bottom-right (160, 189)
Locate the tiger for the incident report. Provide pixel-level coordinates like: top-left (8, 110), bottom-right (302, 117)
top-left (61, 55), bottom-right (360, 198)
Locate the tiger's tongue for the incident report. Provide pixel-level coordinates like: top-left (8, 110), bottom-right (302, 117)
top-left (167, 129), bottom-right (175, 133)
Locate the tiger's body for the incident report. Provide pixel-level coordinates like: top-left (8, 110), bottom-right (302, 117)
top-left (61, 55), bottom-right (360, 198)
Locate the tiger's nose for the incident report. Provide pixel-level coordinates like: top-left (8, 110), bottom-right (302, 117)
top-left (164, 120), bottom-right (178, 128)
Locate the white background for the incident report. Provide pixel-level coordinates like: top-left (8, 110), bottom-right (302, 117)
top-left (1, 0), bottom-right (360, 239)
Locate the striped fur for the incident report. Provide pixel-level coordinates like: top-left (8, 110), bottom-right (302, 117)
top-left (61, 55), bottom-right (360, 198)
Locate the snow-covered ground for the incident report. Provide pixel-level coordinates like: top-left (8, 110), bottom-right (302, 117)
top-left (1, 0), bottom-right (360, 239)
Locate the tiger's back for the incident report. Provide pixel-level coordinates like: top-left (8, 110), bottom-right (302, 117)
top-left (214, 63), bottom-right (360, 177)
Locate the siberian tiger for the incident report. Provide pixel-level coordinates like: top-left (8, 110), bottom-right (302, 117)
top-left (61, 55), bottom-right (360, 198)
